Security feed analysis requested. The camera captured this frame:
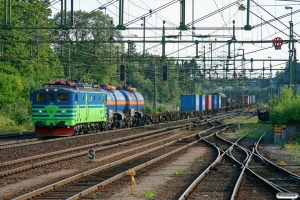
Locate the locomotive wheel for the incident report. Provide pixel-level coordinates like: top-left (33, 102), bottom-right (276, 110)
top-left (145, 117), bottom-right (151, 125)
top-left (79, 127), bottom-right (85, 135)
top-left (74, 127), bottom-right (79, 136)
top-left (139, 118), bottom-right (145, 126)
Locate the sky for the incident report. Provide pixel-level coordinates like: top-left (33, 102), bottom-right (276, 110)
top-left (50, 0), bottom-right (300, 79)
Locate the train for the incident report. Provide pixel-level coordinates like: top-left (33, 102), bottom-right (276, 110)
top-left (180, 93), bottom-right (256, 114)
top-left (30, 78), bottom-right (256, 137)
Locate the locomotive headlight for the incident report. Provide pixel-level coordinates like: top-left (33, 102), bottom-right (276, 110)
top-left (61, 110), bottom-right (65, 114)
top-left (39, 110), bottom-right (42, 114)
top-left (45, 89), bottom-right (49, 92)
top-left (54, 89), bottom-right (57, 92)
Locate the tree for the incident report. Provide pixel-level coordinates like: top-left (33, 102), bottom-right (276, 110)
top-left (0, 0), bottom-right (63, 124)
top-left (53, 10), bottom-right (125, 85)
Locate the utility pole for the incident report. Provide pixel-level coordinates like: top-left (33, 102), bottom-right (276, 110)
top-left (238, 48), bottom-right (245, 111)
top-left (153, 61), bottom-right (157, 114)
top-left (210, 43), bottom-right (213, 93)
top-left (141, 17), bottom-right (146, 57)
top-left (68, 44), bottom-right (71, 78)
top-left (285, 6), bottom-right (294, 89)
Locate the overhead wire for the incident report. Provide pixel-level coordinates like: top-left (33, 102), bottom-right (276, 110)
top-left (50, 1), bottom-right (294, 79)
top-left (251, 0), bottom-right (300, 38)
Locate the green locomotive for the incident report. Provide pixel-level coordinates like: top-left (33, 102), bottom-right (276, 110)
top-left (31, 79), bottom-right (107, 136)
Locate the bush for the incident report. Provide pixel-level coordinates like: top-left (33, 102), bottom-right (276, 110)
top-left (10, 107), bottom-right (31, 125)
top-left (143, 104), bottom-right (154, 114)
top-left (7, 98), bottom-right (32, 125)
top-left (270, 88), bottom-right (300, 124)
top-left (157, 106), bottom-right (169, 113)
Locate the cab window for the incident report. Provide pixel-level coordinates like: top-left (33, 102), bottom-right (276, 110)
top-left (49, 93), bottom-right (55, 102)
top-left (58, 93), bottom-right (69, 102)
top-left (36, 93), bottom-right (46, 102)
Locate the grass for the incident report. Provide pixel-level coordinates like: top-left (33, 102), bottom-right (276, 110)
top-left (223, 117), bottom-right (272, 139)
top-left (196, 158), bottom-right (203, 163)
top-left (173, 130), bottom-right (181, 134)
top-left (142, 189), bottom-right (158, 198)
top-left (223, 117), bottom-right (258, 125)
top-left (0, 115), bottom-right (33, 134)
top-left (279, 145), bottom-right (300, 164)
top-left (275, 134), bottom-right (300, 150)
top-left (173, 169), bottom-right (190, 175)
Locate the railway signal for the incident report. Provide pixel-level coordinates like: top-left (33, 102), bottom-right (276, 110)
top-left (162, 64), bottom-right (168, 81)
top-left (120, 64), bottom-right (125, 81)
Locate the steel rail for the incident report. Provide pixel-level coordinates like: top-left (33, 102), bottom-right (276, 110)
top-left (178, 117), bottom-right (290, 200)
top-left (178, 124), bottom-right (235, 199)
top-left (13, 124), bottom-right (224, 200)
top-left (66, 125), bottom-right (225, 200)
top-left (0, 125), bottom-right (192, 177)
top-left (0, 131), bottom-right (35, 138)
top-left (0, 116), bottom-right (204, 149)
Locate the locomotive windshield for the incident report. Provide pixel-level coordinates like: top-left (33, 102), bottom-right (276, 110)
top-left (58, 93), bottom-right (69, 102)
top-left (36, 93), bottom-right (46, 102)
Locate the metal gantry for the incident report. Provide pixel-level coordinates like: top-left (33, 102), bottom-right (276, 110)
top-left (0, 0), bottom-right (297, 94)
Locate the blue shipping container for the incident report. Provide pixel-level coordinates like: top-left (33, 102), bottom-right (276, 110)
top-left (212, 95), bottom-right (217, 109)
top-left (180, 95), bottom-right (200, 111)
top-left (199, 95), bottom-right (206, 111)
top-left (217, 95), bottom-right (221, 109)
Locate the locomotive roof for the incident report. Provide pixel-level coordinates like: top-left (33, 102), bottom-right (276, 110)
top-left (34, 83), bottom-right (103, 93)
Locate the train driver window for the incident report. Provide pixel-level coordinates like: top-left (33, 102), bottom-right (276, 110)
top-left (58, 93), bottom-right (69, 102)
top-left (49, 93), bottom-right (54, 102)
top-left (36, 93), bottom-right (46, 102)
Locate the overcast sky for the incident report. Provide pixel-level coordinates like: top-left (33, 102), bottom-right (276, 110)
top-left (50, 0), bottom-right (300, 78)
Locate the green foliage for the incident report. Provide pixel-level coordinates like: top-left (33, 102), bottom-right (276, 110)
top-left (280, 132), bottom-right (300, 150)
top-left (53, 10), bottom-right (124, 85)
top-left (0, 113), bottom-right (33, 133)
top-left (0, 1), bottom-right (63, 129)
top-left (143, 104), bottom-right (154, 114)
top-left (270, 88), bottom-right (300, 124)
top-left (8, 98), bottom-right (32, 125)
top-left (157, 106), bottom-right (169, 113)
top-left (142, 189), bottom-right (158, 198)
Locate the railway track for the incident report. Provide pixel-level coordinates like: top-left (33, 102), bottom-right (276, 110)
top-left (178, 122), bottom-right (300, 200)
top-left (0, 120), bottom-right (211, 177)
top-left (0, 111), bottom-right (258, 199)
top-left (13, 120), bottom-right (225, 199)
top-left (0, 110), bottom-right (243, 148)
